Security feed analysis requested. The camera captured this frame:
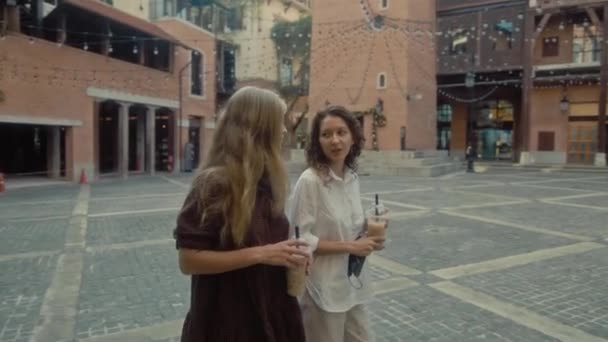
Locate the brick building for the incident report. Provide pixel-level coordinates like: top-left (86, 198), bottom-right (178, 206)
top-left (0, 0), bottom-right (216, 181)
top-left (437, 0), bottom-right (608, 166)
top-left (308, 0), bottom-right (437, 151)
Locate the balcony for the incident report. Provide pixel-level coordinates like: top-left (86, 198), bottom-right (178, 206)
top-left (532, 0), bottom-right (604, 9)
top-left (284, 0), bottom-right (312, 11)
top-left (438, 0), bottom-right (516, 13)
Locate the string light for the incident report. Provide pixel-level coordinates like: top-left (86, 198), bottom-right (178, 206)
top-left (3, 9), bottom-right (600, 108)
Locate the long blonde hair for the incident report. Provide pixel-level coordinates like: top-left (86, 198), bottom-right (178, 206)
top-left (192, 86), bottom-right (288, 247)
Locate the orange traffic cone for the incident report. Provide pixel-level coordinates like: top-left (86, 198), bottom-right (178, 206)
top-left (0, 173), bottom-right (5, 192)
top-left (79, 169), bottom-right (87, 185)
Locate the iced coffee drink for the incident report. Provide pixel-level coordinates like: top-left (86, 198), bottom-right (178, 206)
top-left (366, 217), bottom-right (386, 238)
top-left (287, 226), bottom-right (307, 297)
top-left (287, 256), bottom-right (306, 297)
top-left (365, 194), bottom-right (388, 239)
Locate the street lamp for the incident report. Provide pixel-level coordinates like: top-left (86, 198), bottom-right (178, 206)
top-left (465, 70), bottom-right (476, 147)
top-left (465, 55), bottom-right (476, 172)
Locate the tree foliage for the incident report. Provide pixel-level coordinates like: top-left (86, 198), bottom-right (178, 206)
top-left (270, 16), bottom-right (312, 58)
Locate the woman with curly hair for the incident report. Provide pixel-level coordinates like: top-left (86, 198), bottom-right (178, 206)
top-left (174, 86), bottom-right (309, 342)
top-left (288, 105), bottom-right (385, 342)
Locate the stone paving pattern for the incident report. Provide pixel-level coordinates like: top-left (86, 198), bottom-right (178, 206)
top-left (0, 170), bottom-right (607, 341)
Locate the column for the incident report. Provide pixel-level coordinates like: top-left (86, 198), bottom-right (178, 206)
top-left (47, 126), bottom-right (61, 178)
top-left (596, 4), bottom-right (608, 167)
top-left (146, 106), bottom-right (157, 175)
top-left (118, 102), bottom-right (130, 179)
top-left (6, 4), bottom-right (20, 32)
top-left (137, 111), bottom-right (145, 172)
top-left (138, 40), bottom-right (145, 65)
top-left (56, 13), bottom-right (66, 44)
top-left (65, 127), bottom-right (74, 181)
top-left (101, 21), bottom-right (111, 56)
top-left (168, 45), bottom-right (175, 73)
top-left (519, 8), bottom-right (535, 165)
top-left (93, 101), bottom-right (101, 179)
top-left (172, 111), bottom-right (181, 174)
top-left (1, 5), bottom-right (7, 36)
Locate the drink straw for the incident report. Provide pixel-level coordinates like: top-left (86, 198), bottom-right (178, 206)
top-left (375, 194), bottom-right (379, 216)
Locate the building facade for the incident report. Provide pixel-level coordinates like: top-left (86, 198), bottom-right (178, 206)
top-left (122, 0), bottom-right (311, 144)
top-left (0, 0), bottom-right (216, 181)
top-left (308, 0), bottom-right (437, 151)
top-left (436, 0), bottom-right (607, 166)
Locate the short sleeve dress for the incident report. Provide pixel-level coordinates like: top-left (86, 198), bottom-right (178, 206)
top-left (174, 178), bottom-right (306, 342)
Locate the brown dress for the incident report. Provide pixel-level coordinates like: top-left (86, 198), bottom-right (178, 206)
top-left (174, 179), bottom-right (306, 342)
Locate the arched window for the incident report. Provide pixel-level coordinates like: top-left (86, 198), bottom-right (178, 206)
top-left (437, 104), bottom-right (452, 150)
top-left (377, 73), bottom-right (387, 89)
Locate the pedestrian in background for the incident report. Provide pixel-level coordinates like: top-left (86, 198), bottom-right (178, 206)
top-left (174, 86), bottom-right (309, 342)
top-left (466, 143), bottom-right (475, 173)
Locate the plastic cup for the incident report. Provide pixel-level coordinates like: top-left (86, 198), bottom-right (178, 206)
top-left (287, 255), bottom-right (306, 297)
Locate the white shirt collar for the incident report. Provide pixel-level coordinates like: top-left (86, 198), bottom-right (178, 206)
top-left (327, 167), bottom-right (357, 184)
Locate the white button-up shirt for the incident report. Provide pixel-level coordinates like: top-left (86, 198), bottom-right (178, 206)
top-left (287, 167), bottom-right (373, 313)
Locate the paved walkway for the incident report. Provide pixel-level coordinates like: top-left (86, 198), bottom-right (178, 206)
top-left (0, 170), bottom-right (607, 341)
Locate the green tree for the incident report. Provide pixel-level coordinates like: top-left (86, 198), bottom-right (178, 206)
top-left (271, 16), bottom-right (312, 147)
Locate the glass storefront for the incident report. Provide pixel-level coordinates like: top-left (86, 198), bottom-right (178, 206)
top-left (474, 100), bottom-right (514, 161)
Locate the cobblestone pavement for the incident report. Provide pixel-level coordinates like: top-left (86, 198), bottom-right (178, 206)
top-left (0, 170), bottom-right (607, 342)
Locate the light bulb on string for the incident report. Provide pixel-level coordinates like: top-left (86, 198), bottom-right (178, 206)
top-left (153, 46), bottom-right (159, 55)
top-left (83, 41), bottom-right (89, 50)
top-left (133, 44), bottom-right (138, 54)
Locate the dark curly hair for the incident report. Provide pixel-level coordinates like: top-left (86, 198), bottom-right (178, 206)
top-left (306, 105), bottom-right (365, 172)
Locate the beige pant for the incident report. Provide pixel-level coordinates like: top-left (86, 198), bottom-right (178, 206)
top-left (301, 291), bottom-right (375, 342)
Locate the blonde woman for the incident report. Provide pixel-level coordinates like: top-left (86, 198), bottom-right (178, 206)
top-left (174, 87), bottom-right (309, 342)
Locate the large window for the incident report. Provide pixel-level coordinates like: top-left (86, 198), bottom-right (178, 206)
top-left (191, 51), bottom-right (204, 96)
top-left (573, 24), bottom-right (601, 64)
top-left (280, 58), bottom-right (293, 86)
top-left (477, 100), bottom-right (513, 126)
top-left (474, 100), bottom-right (514, 160)
top-left (542, 36), bottom-right (559, 57)
top-left (437, 104), bottom-right (452, 150)
top-left (149, 0), bottom-right (176, 20)
top-left (377, 73), bottom-right (387, 89)
top-left (437, 104), bottom-right (453, 123)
